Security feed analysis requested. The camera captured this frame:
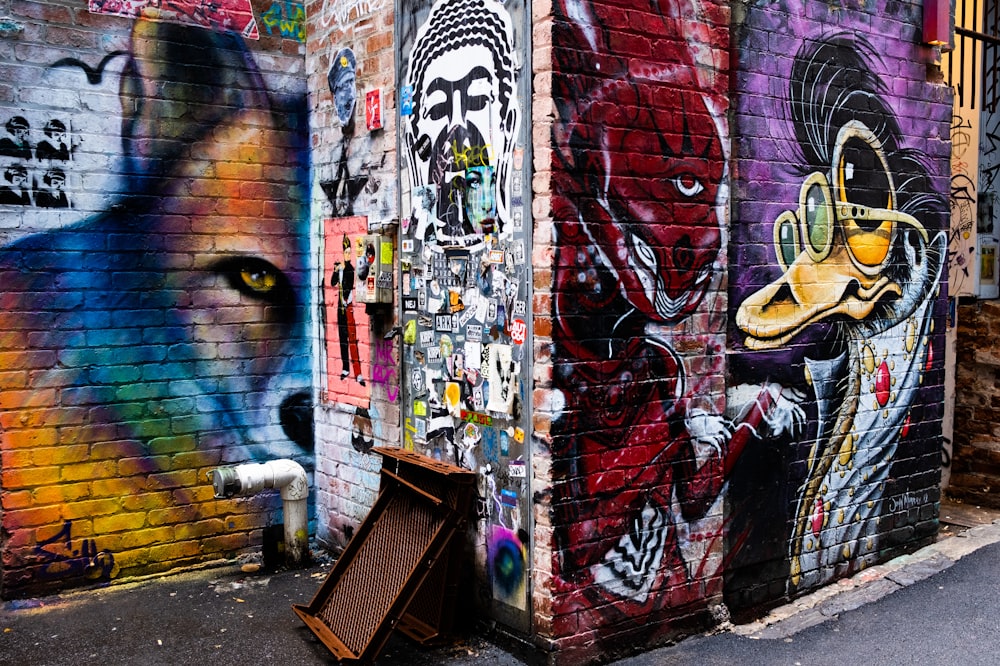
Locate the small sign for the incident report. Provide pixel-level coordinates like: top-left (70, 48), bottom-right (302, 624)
top-left (510, 319), bottom-right (527, 345)
top-left (365, 89), bottom-right (382, 130)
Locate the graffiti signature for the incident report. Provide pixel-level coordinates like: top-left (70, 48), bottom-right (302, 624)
top-left (35, 521), bottom-right (115, 581)
top-left (260, 1), bottom-right (306, 42)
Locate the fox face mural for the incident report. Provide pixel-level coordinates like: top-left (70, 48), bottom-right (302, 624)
top-left (0, 17), bottom-right (312, 594)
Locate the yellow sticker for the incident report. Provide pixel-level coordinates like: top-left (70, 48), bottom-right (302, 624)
top-left (414, 401), bottom-right (427, 416)
top-left (380, 240), bottom-right (393, 266)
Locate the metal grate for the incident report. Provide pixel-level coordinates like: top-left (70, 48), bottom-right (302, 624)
top-left (294, 448), bottom-right (475, 663)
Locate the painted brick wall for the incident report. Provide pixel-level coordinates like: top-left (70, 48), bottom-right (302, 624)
top-left (544, 0), bottom-right (732, 658)
top-left (0, 1), bottom-right (309, 597)
top-left (727, 0), bottom-right (951, 613)
top-left (305, 0), bottom-right (400, 554)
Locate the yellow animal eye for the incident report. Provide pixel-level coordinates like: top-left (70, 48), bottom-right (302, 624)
top-left (241, 267), bottom-right (277, 294)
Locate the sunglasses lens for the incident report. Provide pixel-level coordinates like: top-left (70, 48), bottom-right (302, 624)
top-left (777, 216), bottom-right (799, 267)
top-left (804, 183), bottom-right (832, 254)
top-left (839, 137), bottom-right (892, 212)
top-left (839, 137), bottom-right (894, 267)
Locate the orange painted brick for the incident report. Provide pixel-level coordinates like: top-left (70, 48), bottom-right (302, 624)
top-left (61, 498), bottom-right (122, 520)
top-left (174, 518), bottom-right (226, 540)
top-left (4, 426), bottom-right (59, 449)
top-left (60, 460), bottom-right (118, 482)
top-left (118, 526), bottom-right (175, 549)
top-left (147, 504), bottom-right (201, 527)
top-left (147, 539), bottom-right (206, 562)
top-left (5, 505), bottom-right (62, 528)
top-left (93, 511), bottom-right (147, 534)
top-left (121, 490), bottom-right (174, 512)
top-left (32, 482), bottom-right (90, 505)
top-left (92, 476), bottom-right (149, 498)
top-left (1, 465), bottom-right (60, 490)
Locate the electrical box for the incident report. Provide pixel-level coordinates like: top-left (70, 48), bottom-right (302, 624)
top-left (357, 233), bottom-right (394, 304)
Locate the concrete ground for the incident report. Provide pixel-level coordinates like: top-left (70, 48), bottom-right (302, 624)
top-left (1, 498), bottom-right (998, 665)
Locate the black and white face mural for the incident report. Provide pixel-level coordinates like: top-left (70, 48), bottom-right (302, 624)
top-left (398, 0), bottom-right (531, 628)
top-left (402, 0), bottom-right (520, 250)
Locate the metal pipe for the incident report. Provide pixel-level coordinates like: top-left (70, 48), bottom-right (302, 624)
top-left (209, 459), bottom-right (310, 566)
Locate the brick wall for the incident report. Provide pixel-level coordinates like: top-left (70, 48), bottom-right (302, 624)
top-left (304, 0), bottom-right (400, 554)
top-left (952, 301), bottom-right (1000, 508)
top-left (726, 0), bottom-right (950, 613)
top-left (544, 0), bottom-right (731, 658)
top-left (0, 1), bottom-right (309, 597)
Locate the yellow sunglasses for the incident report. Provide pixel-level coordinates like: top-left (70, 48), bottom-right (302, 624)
top-left (774, 120), bottom-right (929, 276)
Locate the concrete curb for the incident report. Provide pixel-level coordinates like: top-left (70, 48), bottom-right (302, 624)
top-left (729, 520), bottom-right (1000, 640)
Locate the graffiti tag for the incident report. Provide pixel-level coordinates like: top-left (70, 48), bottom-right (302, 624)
top-left (372, 338), bottom-right (398, 402)
top-left (260, 1), bottom-right (306, 42)
top-left (35, 521), bottom-right (115, 581)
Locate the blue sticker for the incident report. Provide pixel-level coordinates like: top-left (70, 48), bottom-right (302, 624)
top-left (400, 85), bottom-right (413, 116)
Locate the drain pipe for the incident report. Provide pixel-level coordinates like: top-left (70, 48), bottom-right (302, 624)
top-left (209, 459), bottom-right (309, 566)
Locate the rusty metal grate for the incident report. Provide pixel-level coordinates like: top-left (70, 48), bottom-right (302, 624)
top-left (294, 448), bottom-right (474, 663)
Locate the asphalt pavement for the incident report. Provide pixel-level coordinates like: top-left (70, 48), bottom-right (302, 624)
top-left (3, 514), bottom-right (1000, 666)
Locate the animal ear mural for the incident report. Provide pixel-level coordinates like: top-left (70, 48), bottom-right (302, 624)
top-left (0, 15), bottom-right (312, 596)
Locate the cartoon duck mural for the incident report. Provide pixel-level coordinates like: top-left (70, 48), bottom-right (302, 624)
top-left (736, 36), bottom-right (947, 591)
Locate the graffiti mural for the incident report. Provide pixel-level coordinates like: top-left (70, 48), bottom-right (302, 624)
top-left (322, 216), bottom-right (370, 403)
top-left (398, 0), bottom-right (532, 626)
top-left (731, 20), bottom-right (948, 598)
top-left (0, 17), bottom-right (312, 595)
top-left (549, 0), bottom-right (805, 648)
top-left (88, 0), bottom-right (260, 39)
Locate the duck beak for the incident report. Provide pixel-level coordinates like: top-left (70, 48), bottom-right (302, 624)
top-left (737, 243), bottom-right (900, 350)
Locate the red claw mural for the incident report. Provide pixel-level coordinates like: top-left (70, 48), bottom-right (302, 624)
top-left (550, 0), bottom-right (800, 646)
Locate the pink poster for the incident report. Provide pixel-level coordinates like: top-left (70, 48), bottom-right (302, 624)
top-left (88, 0), bottom-right (260, 40)
top-left (322, 217), bottom-right (370, 407)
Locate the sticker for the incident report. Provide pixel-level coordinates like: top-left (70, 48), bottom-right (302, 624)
top-left (513, 208), bottom-right (523, 232)
top-left (512, 243), bottom-right (525, 265)
top-left (500, 431), bottom-right (510, 456)
top-left (414, 400), bottom-right (427, 416)
top-left (473, 386), bottom-right (485, 411)
top-left (435, 314), bottom-right (453, 332)
top-left (415, 418), bottom-right (426, 439)
top-left (445, 382), bottom-right (462, 414)
top-left (467, 324), bottom-right (483, 343)
top-left (510, 319), bottom-right (527, 345)
top-left (500, 488), bottom-right (518, 508)
top-left (403, 297), bottom-right (418, 311)
top-left (458, 302), bottom-right (476, 328)
top-left (376, 272), bottom-right (392, 289)
top-left (486, 344), bottom-right (516, 414)
top-left (509, 460), bottom-right (526, 478)
top-left (513, 427), bottom-right (525, 444)
top-left (426, 346), bottom-right (441, 362)
top-left (463, 422), bottom-right (481, 442)
top-left (461, 410), bottom-right (493, 426)
top-left (418, 287), bottom-right (426, 310)
top-left (419, 330), bottom-right (435, 347)
top-left (403, 319), bottom-right (417, 344)
top-left (400, 85), bottom-right (413, 116)
top-left (488, 299), bottom-right (498, 321)
top-left (402, 239), bottom-right (414, 253)
top-left (465, 342), bottom-right (483, 370)
top-left (410, 368), bottom-right (425, 394)
top-left (513, 300), bottom-right (526, 316)
top-left (488, 249), bottom-right (505, 264)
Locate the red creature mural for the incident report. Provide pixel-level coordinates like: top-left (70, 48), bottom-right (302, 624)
top-left (550, 0), bottom-right (800, 646)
